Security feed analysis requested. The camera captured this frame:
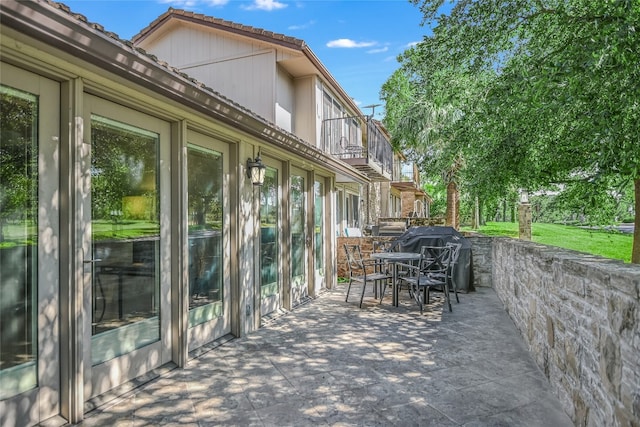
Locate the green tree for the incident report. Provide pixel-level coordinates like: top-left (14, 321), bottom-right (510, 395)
top-left (383, 0), bottom-right (640, 262)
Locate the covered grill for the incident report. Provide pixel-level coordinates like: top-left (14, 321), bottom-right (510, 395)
top-left (390, 226), bottom-right (474, 293)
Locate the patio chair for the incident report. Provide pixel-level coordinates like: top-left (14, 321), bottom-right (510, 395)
top-left (397, 245), bottom-right (453, 314)
top-left (344, 244), bottom-right (392, 308)
top-left (445, 242), bottom-right (462, 303)
top-left (372, 240), bottom-right (394, 301)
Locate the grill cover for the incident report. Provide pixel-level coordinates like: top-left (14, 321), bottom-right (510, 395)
top-left (390, 226), bottom-right (474, 292)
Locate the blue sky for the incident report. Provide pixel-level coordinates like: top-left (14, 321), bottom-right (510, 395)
top-left (64, 0), bottom-right (435, 119)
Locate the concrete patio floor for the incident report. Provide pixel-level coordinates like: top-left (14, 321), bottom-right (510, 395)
top-left (77, 286), bottom-right (572, 426)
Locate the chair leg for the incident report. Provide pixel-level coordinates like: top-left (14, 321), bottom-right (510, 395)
top-left (345, 278), bottom-right (353, 303)
top-left (453, 282), bottom-right (460, 303)
top-left (413, 285), bottom-right (424, 314)
top-left (359, 280), bottom-right (367, 308)
top-left (379, 279), bottom-right (390, 304)
top-left (443, 283), bottom-right (452, 312)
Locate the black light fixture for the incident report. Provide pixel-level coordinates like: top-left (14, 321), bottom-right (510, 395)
top-left (246, 151), bottom-right (266, 186)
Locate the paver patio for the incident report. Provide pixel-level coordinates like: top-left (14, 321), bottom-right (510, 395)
top-left (77, 286), bottom-right (572, 426)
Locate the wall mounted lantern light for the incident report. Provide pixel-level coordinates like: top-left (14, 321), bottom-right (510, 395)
top-left (246, 152), bottom-right (266, 186)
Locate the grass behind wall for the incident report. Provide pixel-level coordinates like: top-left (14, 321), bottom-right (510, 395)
top-left (462, 222), bottom-right (633, 263)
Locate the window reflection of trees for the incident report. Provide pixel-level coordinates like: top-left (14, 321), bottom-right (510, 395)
top-left (91, 117), bottom-right (159, 229)
top-left (314, 181), bottom-right (324, 272)
top-left (0, 85), bottom-right (38, 376)
top-left (0, 87), bottom-right (38, 244)
top-left (260, 168), bottom-right (279, 294)
top-left (90, 116), bottom-right (160, 341)
top-left (291, 175), bottom-right (305, 278)
top-left (187, 146), bottom-right (223, 316)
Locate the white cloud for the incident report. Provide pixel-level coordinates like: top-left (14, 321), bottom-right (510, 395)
top-left (288, 20), bottom-right (315, 30)
top-left (406, 41), bottom-right (421, 48)
top-left (243, 0), bottom-right (287, 11)
top-left (367, 46), bottom-right (388, 54)
top-left (326, 39), bottom-right (376, 48)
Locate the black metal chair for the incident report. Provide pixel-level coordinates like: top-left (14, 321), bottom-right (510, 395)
top-left (343, 244), bottom-right (391, 308)
top-left (445, 242), bottom-right (462, 303)
top-left (398, 245), bottom-right (453, 313)
top-left (372, 241), bottom-right (394, 301)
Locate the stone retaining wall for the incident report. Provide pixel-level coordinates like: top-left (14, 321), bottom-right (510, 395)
top-left (464, 234), bottom-right (493, 289)
top-left (491, 238), bottom-right (640, 426)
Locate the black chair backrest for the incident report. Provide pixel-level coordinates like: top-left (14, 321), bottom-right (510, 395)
top-left (445, 242), bottom-right (461, 266)
top-left (418, 245), bottom-right (451, 274)
top-left (344, 244), bottom-right (364, 274)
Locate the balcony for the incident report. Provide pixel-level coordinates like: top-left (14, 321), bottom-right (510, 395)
top-left (391, 160), bottom-right (421, 192)
top-left (324, 118), bottom-right (393, 181)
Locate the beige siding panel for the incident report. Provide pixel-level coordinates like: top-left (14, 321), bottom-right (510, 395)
top-left (142, 23), bottom-right (276, 120)
top-left (314, 78), bottom-right (324, 149)
top-left (293, 76), bottom-right (316, 144)
top-left (276, 66), bottom-right (294, 132)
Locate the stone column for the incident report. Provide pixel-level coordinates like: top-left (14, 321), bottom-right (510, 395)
top-left (518, 190), bottom-right (532, 240)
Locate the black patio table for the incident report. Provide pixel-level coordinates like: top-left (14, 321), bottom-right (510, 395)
top-left (371, 251), bottom-right (422, 307)
top-left (390, 226), bottom-right (474, 293)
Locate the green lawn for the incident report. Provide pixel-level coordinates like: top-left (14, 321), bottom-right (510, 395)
top-left (462, 222), bottom-right (633, 263)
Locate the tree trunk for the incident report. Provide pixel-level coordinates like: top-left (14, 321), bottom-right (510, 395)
top-left (472, 196), bottom-right (480, 229)
top-left (445, 181), bottom-right (459, 229)
top-left (632, 178), bottom-right (640, 264)
top-left (502, 199), bottom-right (507, 222)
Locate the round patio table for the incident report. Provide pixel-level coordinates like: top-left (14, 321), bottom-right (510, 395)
top-left (371, 252), bottom-right (421, 307)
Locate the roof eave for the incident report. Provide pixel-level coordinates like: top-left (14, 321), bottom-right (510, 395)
top-left (0, 1), bottom-right (369, 184)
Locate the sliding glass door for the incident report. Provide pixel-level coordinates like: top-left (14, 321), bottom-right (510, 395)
top-left (290, 168), bottom-right (308, 306)
top-left (314, 179), bottom-right (326, 291)
top-left (83, 94), bottom-right (171, 399)
top-left (260, 163), bottom-right (281, 316)
top-left (0, 63), bottom-right (60, 427)
top-left (186, 132), bottom-right (230, 349)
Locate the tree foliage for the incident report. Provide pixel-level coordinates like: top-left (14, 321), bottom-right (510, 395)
top-left (382, 0), bottom-right (640, 262)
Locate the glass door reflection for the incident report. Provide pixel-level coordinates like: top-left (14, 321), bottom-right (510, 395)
top-left (290, 173), bottom-right (307, 306)
top-left (0, 85), bottom-right (38, 398)
top-left (260, 167), bottom-right (279, 314)
top-left (90, 115), bottom-right (160, 365)
top-left (187, 145), bottom-right (223, 326)
top-left (314, 179), bottom-right (325, 289)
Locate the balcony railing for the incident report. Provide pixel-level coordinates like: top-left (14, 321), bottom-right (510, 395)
top-left (392, 160), bottom-right (420, 186)
top-left (323, 118), bottom-right (393, 181)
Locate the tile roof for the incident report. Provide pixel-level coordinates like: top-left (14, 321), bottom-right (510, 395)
top-left (47, 1), bottom-right (277, 127)
top-left (2, 0), bottom-right (370, 182)
top-left (132, 7), bottom-right (307, 50)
